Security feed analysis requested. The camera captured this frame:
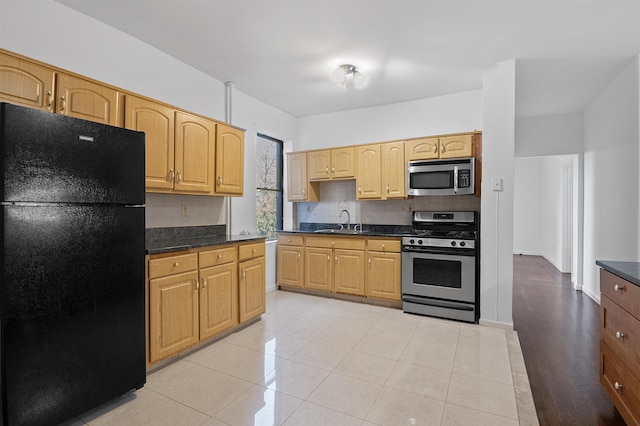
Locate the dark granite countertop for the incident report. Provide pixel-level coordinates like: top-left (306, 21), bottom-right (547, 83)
top-left (146, 225), bottom-right (266, 254)
top-left (279, 222), bottom-right (411, 238)
top-left (596, 260), bottom-right (640, 287)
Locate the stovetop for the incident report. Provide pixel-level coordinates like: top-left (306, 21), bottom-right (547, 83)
top-left (403, 211), bottom-right (478, 250)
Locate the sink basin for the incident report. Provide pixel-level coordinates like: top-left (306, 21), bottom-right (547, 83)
top-left (313, 228), bottom-right (367, 235)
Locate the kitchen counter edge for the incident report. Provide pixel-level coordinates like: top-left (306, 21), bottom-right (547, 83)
top-left (147, 235), bottom-right (266, 255)
top-left (278, 229), bottom-right (407, 238)
top-left (596, 260), bottom-right (640, 288)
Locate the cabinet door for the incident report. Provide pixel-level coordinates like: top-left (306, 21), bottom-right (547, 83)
top-left (200, 263), bottom-right (238, 340)
top-left (305, 247), bottom-right (333, 291)
top-left (356, 145), bottom-right (382, 199)
top-left (56, 73), bottom-right (119, 125)
top-left (308, 150), bottom-right (331, 180)
top-left (405, 137), bottom-right (439, 162)
top-left (149, 271), bottom-right (199, 363)
top-left (215, 124), bottom-right (244, 195)
top-left (367, 252), bottom-right (401, 301)
top-left (331, 147), bottom-right (355, 179)
top-left (175, 111), bottom-right (216, 194)
top-left (125, 95), bottom-right (175, 191)
top-left (381, 141), bottom-right (405, 199)
top-left (334, 249), bottom-right (365, 295)
top-left (288, 152), bottom-right (318, 201)
top-left (239, 257), bottom-right (265, 323)
top-left (439, 134), bottom-right (473, 158)
top-left (277, 245), bottom-right (304, 288)
top-left (0, 52), bottom-right (55, 111)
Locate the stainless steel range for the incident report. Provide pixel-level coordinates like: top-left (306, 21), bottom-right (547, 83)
top-left (402, 211), bottom-right (479, 323)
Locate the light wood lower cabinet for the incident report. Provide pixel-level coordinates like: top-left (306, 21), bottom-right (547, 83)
top-left (147, 240), bottom-right (265, 365)
top-left (305, 247), bottom-right (334, 292)
top-left (149, 269), bottom-right (199, 363)
top-left (366, 239), bottom-right (401, 301)
top-left (199, 263), bottom-right (237, 340)
top-left (238, 242), bottom-right (266, 323)
top-left (277, 235), bottom-right (304, 288)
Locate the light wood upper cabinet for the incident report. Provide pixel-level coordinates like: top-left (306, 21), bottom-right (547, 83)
top-left (287, 152), bottom-right (319, 202)
top-left (356, 144), bottom-right (382, 199)
top-left (0, 51), bottom-right (55, 112)
top-left (381, 141), bottom-right (406, 199)
top-left (215, 124), bottom-right (244, 195)
top-left (125, 95), bottom-right (175, 191)
top-left (56, 73), bottom-right (120, 126)
top-left (405, 135), bottom-right (473, 162)
top-left (175, 111), bottom-right (216, 194)
top-left (308, 148), bottom-right (355, 180)
top-left (439, 134), bottom-right (473, 158)
top-left (332, 147), bottom-right (355, 178)
top-left (405, 137), bottom-right (439, 162)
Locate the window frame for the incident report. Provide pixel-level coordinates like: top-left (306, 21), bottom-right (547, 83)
top-left (255, 133), bottom-right (283, 240)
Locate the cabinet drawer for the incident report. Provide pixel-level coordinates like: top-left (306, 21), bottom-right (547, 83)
top-left (238, 242), bottom-right (265, 261)
top-left (601, 270), bottom-right (640, 319)
top-left (368, 239), bottom-right (401, 252)
top-left (602, 295), bottom-right (640, 379)
top-left (601, 341), bottom-right (640, 426)
top-left (199, 245), bottom-right (237, 268)
top-left (148, 253), bottom-right (198, 279)
top-left (278, 234), bottom-right (304, 246)
top-left (305, 236), bottom-right (365, 250)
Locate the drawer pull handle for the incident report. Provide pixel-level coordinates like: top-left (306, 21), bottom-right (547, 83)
top-left (616, 331), bottom-right (625, 340)
top-left (46, 91), bottom-right (53, 111)
top-left (614, 382), bottom-right (623, 391)
top-left (327, 255), bottom-right (330, 261)
top-left (168, 169), bottom-right (175, 182)
top-left (201, 277), bottom-right (208, 289)
top-left (194, 278), bottom-right (199, 291)
top-left (217, 176), bottom-right (223, 186)
top-left (174, 262), bottom-right (179, 267)
top-left (59, 96), bottom-right (66, 113)
top-left (433, 143), bottom-right (438, 153)
top-left (614, 284), bottom-right (625, 292)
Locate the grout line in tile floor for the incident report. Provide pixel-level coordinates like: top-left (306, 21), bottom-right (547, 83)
top-left (63, 290), bottom-right (539, 426)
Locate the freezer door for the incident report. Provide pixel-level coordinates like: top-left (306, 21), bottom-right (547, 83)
top-left (1, 204), bottom-right (146, 426)
top-left (0, 102), bottom-right (145, 205)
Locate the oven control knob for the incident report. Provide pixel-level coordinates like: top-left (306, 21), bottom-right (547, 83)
top-left (418, 240), bottom-right (423, 245)
top-left (451, 241), bottom-right (456, 247)
top-left (460, 241), bottom-right (466, 247)
top-left (409, 239), bottom-right (415, 244)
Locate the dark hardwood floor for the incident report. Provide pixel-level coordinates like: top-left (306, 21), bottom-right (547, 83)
top-left (512, 255), bottom-right (626, 426)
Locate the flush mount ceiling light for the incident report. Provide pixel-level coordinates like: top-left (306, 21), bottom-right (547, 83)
top-left (329, 64), bottom-right (370, 90)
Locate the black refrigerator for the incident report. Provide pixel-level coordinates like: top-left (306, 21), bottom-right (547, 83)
top-left (0, 103), bottom-right (146, 425)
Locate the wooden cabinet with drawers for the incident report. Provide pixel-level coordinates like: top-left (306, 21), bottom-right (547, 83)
top-left (277, 233), bottom-right (304, 288)
top-left (147, 239), bottom-right (265, 365)
top-left (305, 236), bottom-right (366, 296)
top-left (600, 267), bottom-right (640, 426)
top-left (366, 239), bottom-right (402, 301)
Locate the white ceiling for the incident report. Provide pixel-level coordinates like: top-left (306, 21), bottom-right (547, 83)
top-left (56, 0), bottom-right (640, 118)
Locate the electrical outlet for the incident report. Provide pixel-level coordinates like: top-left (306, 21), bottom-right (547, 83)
top-left (181, 205), bottom-right (188, 216)
top-left (491, 177), bottom-right (503, 192)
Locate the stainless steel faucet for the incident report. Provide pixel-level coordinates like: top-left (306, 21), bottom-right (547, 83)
top-left (339, 209), bottom-right (351, 229)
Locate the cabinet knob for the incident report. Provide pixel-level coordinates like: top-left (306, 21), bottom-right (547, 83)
top-left (325, 166), bottom-right (329, 174)
top-left (332, 166), bottom-right (335, 174)
top-left (441, 145), bottom-right (446, 153)
top-left (302, 188), bottom-right (306, 195)
top-left (433, 143), bottom-right (438, 153)
top-left (46, 91), bottom-right (53, 111)
top-left (614, 284), bottom-right (625, 292)
top-left (252, 248), bottom-right (256, 253)
top-left (59, 95), bottom-right (66, 113)
top-left (327, 255), bottom-right (330, 261)
top-left (368, 257), bottom-right (371, 264)
top-left (298, 252), bottom-right (301, 259)
top-left (614, 382), bottom-right (623, 391)
top-left (217, 176), bottom-right (223, 186)
top-left (616, 331), bottom-right (625, 340)
top-left (386, 185), bottom-right (389, 193)
top-left (218, 254), bottom-right (223, 260)
top-left (194, 278), bottom-right (199, 291)
top-left (287, 238), bottom-right (291, 243)
top-left (358, 186), bottom-right (362, 194)
top-left (201, 277), bottom-right (208, 289)
top-left (168, 169), bottom-right (175, 182)
top-left (335, 255), bottom-right (338, 262)
top-left (382, 244), bottom-right (385, 249)
top-left (175, 170), bottom-right (182, 184)
top-left (174, 262), bottom-right (179, 267)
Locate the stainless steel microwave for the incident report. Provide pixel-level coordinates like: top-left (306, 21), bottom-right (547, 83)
top-left (407, 157), bottom-right (475, 196)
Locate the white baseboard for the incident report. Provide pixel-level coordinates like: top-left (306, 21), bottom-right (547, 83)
top-left (582, 287), bottom-right (600, 305)
top-left (479, 318), bottom-right (514, 330)
top-left (513, 251), bottom-right (542, 256)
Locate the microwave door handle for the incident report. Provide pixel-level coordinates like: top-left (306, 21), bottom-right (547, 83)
top-left (453, 166), bottom-right (459, 194)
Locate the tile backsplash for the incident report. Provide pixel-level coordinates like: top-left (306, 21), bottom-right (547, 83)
top-left (294, 180), bottom-right (480, 227)
top-left (145, 193), bottom-right (226, 228)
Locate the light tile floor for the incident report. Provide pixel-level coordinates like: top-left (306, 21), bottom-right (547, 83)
top-left (65, 290), bottom-right (539, 426)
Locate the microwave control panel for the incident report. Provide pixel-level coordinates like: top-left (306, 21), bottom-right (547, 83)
top-left (458, 169), bottom-right (471, 188)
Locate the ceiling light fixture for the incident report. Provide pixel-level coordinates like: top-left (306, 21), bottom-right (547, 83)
top-left (329, 64), bottom-right (370, 90)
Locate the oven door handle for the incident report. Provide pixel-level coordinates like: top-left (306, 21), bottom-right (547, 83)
top-left (402, 295), bottom-right (475, 311)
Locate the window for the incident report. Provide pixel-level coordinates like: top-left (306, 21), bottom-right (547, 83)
top-left (255, 134), bottom-right (283, 240)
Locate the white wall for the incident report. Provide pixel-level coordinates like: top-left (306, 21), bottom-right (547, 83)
top-left (515, 112), bottom-right (584, 157)
top-left (513, 155), bottom-right (578, 273)
top-left (583, 56), bottom-right (640, 302)
top-left (480, 61), bottom-right (516, 327)
top-left (1, 0), bottom-right (298, 292)
top-left (297, 90), bottom-right (483, 150)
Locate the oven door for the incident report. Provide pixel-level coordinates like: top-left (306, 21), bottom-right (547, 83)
top-left (401, 250), bottom-right (476, 303)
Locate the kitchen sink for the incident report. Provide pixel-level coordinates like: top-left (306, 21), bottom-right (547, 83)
top-left (313, 228), bottom-right (367, 235)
